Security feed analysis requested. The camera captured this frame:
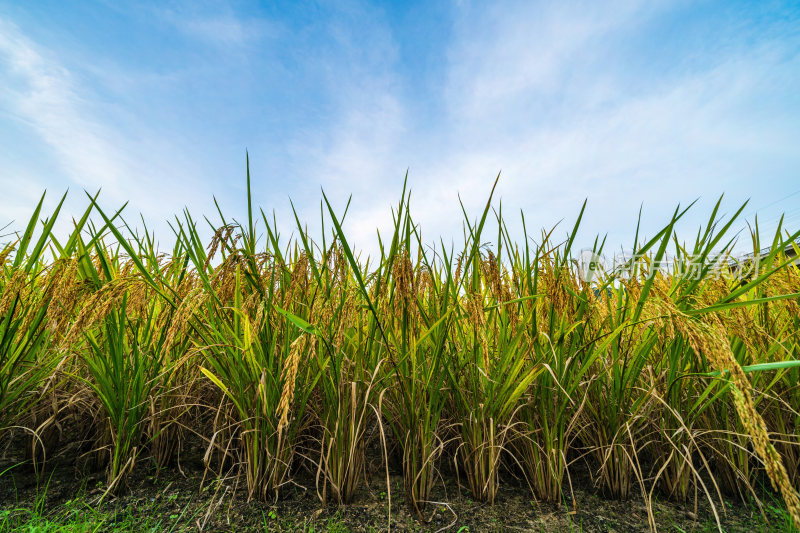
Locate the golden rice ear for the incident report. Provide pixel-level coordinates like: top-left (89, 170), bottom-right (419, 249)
top-left (42, 259), bottom-right (86, 338)
top-left (161, 286), bottom-right (205, 355)
top-left (0, 270), bottom-right (27, 318)
top-left (391, 248), bottom-right (415, 318)
top-left (666, 304), bottom-right (800, 525)
top-left (276, 335), bottom-right (307, 437)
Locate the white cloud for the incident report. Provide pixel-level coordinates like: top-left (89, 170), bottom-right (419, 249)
top-left (0, 19), bottom-right (128, 192)
top-left (0, 17), bottom-right (220, 247)
top-left (443, 0), bottom-right (657, 121)
top-left (1, 2), bottom-right (798, 258)
top-left (156, 6), bottom-right (273, 48)
top-left (290, 0), bottom-right (800, 256)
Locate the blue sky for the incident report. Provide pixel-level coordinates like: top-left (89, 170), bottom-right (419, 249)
top-left (1, 0), bottom-right (799, 255)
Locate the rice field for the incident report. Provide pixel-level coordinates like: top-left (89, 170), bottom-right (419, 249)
top-left (2, 169), bottom-right (800, 531)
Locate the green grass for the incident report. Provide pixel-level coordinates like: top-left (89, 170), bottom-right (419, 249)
top-left (0, 495), bottom-right (194, 533)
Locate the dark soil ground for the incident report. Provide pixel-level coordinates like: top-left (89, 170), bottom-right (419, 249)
top-left (0, 429), bottom-right (794, 532)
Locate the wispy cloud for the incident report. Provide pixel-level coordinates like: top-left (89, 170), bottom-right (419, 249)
top-left (0, 15), bottom-right (218, 242)
top-left (155, 4), bottom-right (274, 49)
top-left (443, 0), bottom-right (658, 121)
top-left (1, 1), bottom-right (798, 255)
top-left (0, 19), bottom-right (128, 192)
top-left (292, 1), bottom-right (800, 252)
top-left (271, 2), bottom-right (410, 250)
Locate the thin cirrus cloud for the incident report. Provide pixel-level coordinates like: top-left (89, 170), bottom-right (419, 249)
top-left (0, 14), bottom-right (218, 242)
top-left (0, 19), bottom-right (126, 199)
top-left (407, 0), bottom-right (800, 251)
top-left (0, 1), bottom-right (798, 255)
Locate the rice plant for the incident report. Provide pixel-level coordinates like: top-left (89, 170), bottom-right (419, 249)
top-left (1, 160), bottom-right (799, 530)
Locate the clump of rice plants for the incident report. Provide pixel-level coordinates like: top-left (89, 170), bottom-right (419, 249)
top-left (2, 160), bottom-right (800, 530)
